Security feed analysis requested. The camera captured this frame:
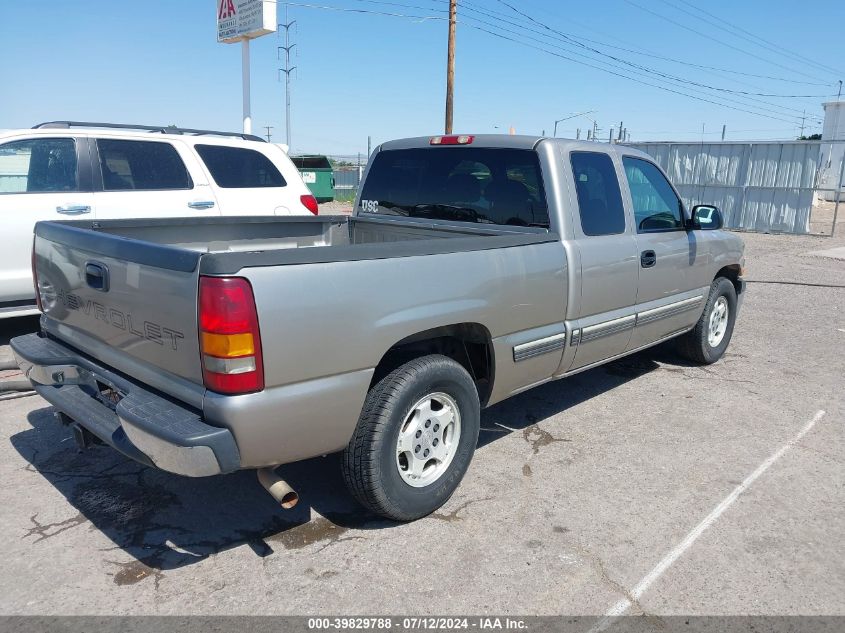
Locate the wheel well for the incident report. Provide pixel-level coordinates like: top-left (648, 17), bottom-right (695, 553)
top-left (716, 265), bottom-right (743, 294)
top-left (371, 323), bottom-right (494, 406)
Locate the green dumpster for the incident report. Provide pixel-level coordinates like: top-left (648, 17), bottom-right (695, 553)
top-left (291, 155), bottom-right (335, 203)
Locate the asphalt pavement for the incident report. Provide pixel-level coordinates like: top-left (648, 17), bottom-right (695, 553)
top-left (0, 230), bottom-right (842, 618)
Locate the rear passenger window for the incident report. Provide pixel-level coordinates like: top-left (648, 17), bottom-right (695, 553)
top-left (196, 145), bottom-right (286, 188)
top-left (570, 152), bottom-right (626, 236)
top-left (97, 139), bottom-right (192, 191)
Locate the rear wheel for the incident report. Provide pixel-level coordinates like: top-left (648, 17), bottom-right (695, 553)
top-left (342, 355), bottom-right (480, 521)
top-left (676, 277), bottom-right (737, 364)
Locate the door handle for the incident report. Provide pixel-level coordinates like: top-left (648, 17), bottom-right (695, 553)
top-left (640, 250), bottom-right (657, 268)
top-left (85, 262), bottom-right (109, 292)
top-left (188, 200), bottom-right (216, 210)
top-left (56, 205), bottom-right (91, 215)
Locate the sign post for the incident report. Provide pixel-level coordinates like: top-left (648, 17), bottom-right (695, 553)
top-left (217, 0), bottom-right (276, 134)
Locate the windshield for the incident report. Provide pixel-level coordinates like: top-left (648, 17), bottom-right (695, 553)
top-left (358, 147), bottom-right (550, 227)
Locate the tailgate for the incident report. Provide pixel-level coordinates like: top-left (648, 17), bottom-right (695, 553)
top-left (33, 225), bottom-right (204, 389)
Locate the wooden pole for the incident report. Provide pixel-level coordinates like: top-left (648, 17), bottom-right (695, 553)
top-left (445, 0), bottom-right (456, 134)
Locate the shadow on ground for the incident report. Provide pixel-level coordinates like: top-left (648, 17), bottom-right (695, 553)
top-left (10, 343), bottom-right (682, 581)
top-left (0, 316), bottom-right (40, 348)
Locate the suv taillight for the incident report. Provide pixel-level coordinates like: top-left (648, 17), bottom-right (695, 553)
top-left (198, 276), bottom-right (264, 394)
top-left (32, 238), bottom-right (43, 312)
top-left (300, 194), bottom-right (319, 215)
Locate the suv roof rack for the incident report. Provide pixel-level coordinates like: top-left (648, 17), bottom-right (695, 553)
top-left (33, 121), bottom-right (266, 143)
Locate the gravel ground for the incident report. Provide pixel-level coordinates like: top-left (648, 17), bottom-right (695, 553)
top-left (0, 230), bottom-right (842, 618)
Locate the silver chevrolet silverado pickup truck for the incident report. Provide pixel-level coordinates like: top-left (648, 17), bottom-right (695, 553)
top-left (12, 134), bottom-right (745, 521)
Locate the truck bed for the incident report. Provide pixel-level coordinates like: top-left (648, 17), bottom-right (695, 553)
top-left (38, 215), bottom-right (557, 274)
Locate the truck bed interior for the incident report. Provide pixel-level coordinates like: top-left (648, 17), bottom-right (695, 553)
top-left (38, 216), bottom-right (557, 274)
top-left (78, 215), bottom-right (499, 253)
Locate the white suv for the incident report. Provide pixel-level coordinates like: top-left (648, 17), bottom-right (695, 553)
top-left (0, 121), bottom-right (318, 318)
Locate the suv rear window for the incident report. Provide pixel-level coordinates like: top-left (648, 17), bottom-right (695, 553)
top-left (196, 145), bottom-right (286, 188)
top-left (358, 147), bottom-right (549, 227)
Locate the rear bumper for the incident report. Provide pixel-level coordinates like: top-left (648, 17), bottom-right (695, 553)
top-left (10, 333), bottom-right (240, 477)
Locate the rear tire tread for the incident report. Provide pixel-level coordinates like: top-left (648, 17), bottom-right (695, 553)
top-left (342, 355), bottom-right (477, 521)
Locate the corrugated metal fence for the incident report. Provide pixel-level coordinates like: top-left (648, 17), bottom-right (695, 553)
top-left (623, 141), bottom-right (842, 235)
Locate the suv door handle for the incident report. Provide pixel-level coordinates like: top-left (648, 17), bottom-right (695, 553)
top-left (56, 205), bottom-right (91, 215)
top-left (188, 200), bottom-right (215, 210)
top-left (640, 250), bottom-right (657, 268)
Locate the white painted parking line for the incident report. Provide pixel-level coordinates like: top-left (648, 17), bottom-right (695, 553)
top-left (590, 409), bottom-right (827, 631)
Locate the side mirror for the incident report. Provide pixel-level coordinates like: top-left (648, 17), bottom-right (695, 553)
top-left (690, 204), bottom-right (723, 230)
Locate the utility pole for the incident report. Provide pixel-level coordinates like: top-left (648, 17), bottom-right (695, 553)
top-left (617, 121), bottom-right (623, 141)
top-left (838, 80), bottom-right (842, 100)
top-left (799, 111), bottom-right (806, 138)
top-left (721, 124), bottom-right (726, 141)
top-left (263, 126), bottom-right (273, 142)
top-left (592, 121), bottom-right (598, 141)
top-left (278, 5), bottom-right (296, 148)
top-left (445, 0), bottom-right (457, 134)
top-left (576, 128), bottom-right (580, 140)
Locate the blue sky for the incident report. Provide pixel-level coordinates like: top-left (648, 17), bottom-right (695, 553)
top-left (1, 0), bottom-right (842, 156)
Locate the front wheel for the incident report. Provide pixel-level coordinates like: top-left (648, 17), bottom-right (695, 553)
top-left (342, 355), bottom-right (480, 521)
top-left (676, 277), bottom-right (738, 364)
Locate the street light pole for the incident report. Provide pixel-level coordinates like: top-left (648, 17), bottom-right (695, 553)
top-left (553, 110), bottom-right (596, 137)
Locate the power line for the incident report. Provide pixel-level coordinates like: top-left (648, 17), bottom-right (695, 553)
top-left (279, 2), bottom-right (446, 21)
top-left (460, 21), bottom-right (804, 125)
top-left (452, 0), bottom-right (831, 87)
top-left (623, 0), bottom-right (834, 83)
top-left (671, 0), bottom-right (844, 77)
top-left (490, 0), bottom-right (833, 100)
top-left (276, 1), bottom-right (822, 127)
top-left (456, 6), bottom-right (821, 123)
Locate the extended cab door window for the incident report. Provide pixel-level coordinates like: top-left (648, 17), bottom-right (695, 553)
top-left (0, 137), bottom-right (95, 304)
top-left (565, 151), bottom-right (638, 371)
top-left (570, 151), bottom-right (627, 236)
top-left (622, 157), bottom-right (685, 232)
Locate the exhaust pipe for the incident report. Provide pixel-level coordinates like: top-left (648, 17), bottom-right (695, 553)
top-left (257, 467), bottom-right (299, 509)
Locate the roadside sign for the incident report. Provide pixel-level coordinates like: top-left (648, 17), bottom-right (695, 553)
top-left (217, 0), bottom-right (276, 43)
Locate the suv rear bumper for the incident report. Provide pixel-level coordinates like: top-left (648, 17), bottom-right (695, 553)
top-left (10, 333), bottom-right (240, 477)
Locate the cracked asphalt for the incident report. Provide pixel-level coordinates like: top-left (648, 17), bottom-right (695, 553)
top-left (0, 230), bottom-right (842, 617)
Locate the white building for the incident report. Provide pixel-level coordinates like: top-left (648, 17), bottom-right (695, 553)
top-left (818, 100), bottom-right (845, 202)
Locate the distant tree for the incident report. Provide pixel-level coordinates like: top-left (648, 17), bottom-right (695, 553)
top-left (798, 133), bottom-right (822, 140)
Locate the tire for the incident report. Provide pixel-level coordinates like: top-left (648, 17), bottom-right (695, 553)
top-left (676, 277), bottom-right (737, 364)
top-left (342, 354), bottom-right (481, 521)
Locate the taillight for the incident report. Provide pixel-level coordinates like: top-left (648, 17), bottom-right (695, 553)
top-left (198, 276), bottom-right (264, 394)
top-left (430, 135), bottom-right (474, 145)
top-left (32, 238), bottom-right (43, 312)
top-left (300, 194), bottom-right (319, 215)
